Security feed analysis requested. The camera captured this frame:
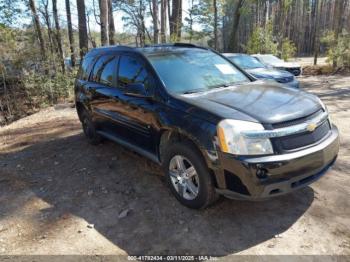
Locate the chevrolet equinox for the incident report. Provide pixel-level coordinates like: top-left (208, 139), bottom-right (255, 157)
top-left (75, 43), bottom-right (339, 209)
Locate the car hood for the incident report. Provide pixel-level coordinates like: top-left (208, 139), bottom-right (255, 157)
top-left (269, 61), bottom-right (301, 68)
top-left (246, 67), bottom-right (293, 79)
top-left (177, 81), bottom-right (322, 124)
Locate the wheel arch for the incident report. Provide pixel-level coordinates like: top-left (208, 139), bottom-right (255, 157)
top-left (158, 129), bottom-right (218, 187)
top-left (75, 101), bottom-right (91, 122)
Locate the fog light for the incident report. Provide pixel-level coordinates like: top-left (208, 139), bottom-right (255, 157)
top-left (256, 168), bottom-right (268, 179)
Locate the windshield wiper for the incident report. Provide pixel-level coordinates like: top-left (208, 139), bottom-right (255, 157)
top-left (209, 83), bottom-right (232, 89)
top-left (209, 81), bottom-right (247, 90)
top-left (182, 89), bottom-right (205, 94)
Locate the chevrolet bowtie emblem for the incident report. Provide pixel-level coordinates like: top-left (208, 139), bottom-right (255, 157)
top-left (307, 123), bottom-right (317, 132)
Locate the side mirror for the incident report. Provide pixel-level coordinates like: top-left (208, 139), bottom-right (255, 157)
top-left (124, 83), bottom-right (150, 98)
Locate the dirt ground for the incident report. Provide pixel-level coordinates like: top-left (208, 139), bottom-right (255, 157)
top-left (0, 75), bottom-right (349, 257)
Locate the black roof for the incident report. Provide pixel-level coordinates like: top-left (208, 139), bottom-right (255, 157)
top-left (87, 43), bottom-right (209, 56)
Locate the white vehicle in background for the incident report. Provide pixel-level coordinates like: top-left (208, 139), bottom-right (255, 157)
top-left (252, 54), bottom-right (302, 76)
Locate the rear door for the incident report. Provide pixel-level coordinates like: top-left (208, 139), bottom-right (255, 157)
top-left (86, 54), bottom-right (121, 132)
top-left (85, 53), bottom-right (159, 155)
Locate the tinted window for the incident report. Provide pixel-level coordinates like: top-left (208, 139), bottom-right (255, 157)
top-left (100, 57), bottom-right (117, 86)
top-left (79, 55), bottom-right (95, 80)
top-left (90, 56), bottom-right (109, 82)
top-left (118, 56), bottom-right (149, 89)
top-left (145, 49), bottom-right (248, 94)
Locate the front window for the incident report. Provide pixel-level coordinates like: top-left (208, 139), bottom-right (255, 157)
top-left (145, 48), bottom-right (249, 94)
top-left (118, 55), bottom-right (150, 91)
top-left (230, 55), bottom-right (266, 69)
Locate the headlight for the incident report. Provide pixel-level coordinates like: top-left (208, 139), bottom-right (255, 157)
top-left (217, 119), bottom-right (273, 155)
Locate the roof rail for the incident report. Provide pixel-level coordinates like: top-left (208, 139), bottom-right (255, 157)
top-left (112, 45), bottom-right (136, 49)
top-left (89, 45), bottom-right (136, 52)
top-left (144, 42), bottom-right (201, 48)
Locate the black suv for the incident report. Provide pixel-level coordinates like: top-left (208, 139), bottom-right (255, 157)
top-left (75, 43), bottom-right (339, 209)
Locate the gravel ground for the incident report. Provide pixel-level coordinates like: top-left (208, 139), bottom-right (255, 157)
top-left (0, 75), bottom-right (349, 257)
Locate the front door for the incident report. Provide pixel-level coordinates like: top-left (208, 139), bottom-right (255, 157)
top-left (111, 54), bottom-right (159, 153)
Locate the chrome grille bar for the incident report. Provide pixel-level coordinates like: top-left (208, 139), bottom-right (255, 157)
top-left (243, 111), bottom-right (329, 139)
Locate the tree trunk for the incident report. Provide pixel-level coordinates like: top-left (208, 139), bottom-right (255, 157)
top-left (108, 0), bottom-right (116, 45)
top-left (76, 0), bottom-right (89, 58)
top-left (313, 0), bottom-right (320, 65)
top-left (29, 0), bottom-right (46, 60)
top-left (99, 0), bottom-right (109, 45)
top-left (52, 0), bottom-right (65, 73)
top-left (152, 0), bottom-right (159, 44)
top-left (176, 0), bottom-right (182, 40)
top-left (160, 0), bottom-right (167, 43)
top-left (213, 0), bottom-right (218, 50)
top-left (170, 0), bottom-right (182, 41)
top-left (65, 0), bottom-right (76, 67)
top-left (228, 0), bottom-right (244, 52)
top-left (265, 0), bottom-right (269, 27)
top-left (167, 0), bottom-right (171, 37)
top-left (40, 0), bottom-right (55, 55)
top-left (86, 11), bottom-right (97, 48)
top-left (139, 1), bottom-right (146, 46)
top-left (332, 0), bottom-right (345, 68)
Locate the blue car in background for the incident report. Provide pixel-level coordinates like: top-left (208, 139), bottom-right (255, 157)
top-left (223, 53), bottom-right (299, 88)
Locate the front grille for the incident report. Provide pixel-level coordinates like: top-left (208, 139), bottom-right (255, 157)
top-left (272, 109), bottom-right (323, 129)
top-left (276, 76), bottom-right (294, 83)
top-left (272, 120), bottom-right (331, 151)
top-left (286, 67), bottom-right (301, 76)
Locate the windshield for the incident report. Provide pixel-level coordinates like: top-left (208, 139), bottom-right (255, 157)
top-left (145, 48), bottom-right (249, 94)
top-left (258, 55), bottom-right (284, 64)
top-left (230, 55), bottom-right (266, 69)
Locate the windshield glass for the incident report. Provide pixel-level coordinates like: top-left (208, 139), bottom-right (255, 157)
top-left (145, 48), bottom-right (249, 94)
top-left (259, 55), bottom-right (284, 64)
top-left (230, 55), bottom-right (266, 69)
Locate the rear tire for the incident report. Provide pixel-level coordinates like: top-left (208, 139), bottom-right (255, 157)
top-left (162, 142), bottom-right (218, 209)
top-left (81, 110), bottom-right (102, 145)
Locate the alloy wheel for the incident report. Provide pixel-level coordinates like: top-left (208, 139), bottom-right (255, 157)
top-left (168, 155), bottom-right (200, 200)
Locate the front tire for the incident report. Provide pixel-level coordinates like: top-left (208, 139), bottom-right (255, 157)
top-left (80, 110), bottom-right (102, 145)
top-left (162, 142), bottom-right (218, 209)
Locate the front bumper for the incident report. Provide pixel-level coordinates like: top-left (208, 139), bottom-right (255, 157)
top-left (215, 125), bottom-right (339, 200)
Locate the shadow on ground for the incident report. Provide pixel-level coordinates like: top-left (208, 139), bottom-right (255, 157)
top-left (300, 76), bottom-right (350, 114)
top-left (0, 126), bottom-right (315, 255)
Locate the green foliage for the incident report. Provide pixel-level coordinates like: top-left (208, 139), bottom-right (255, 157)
top-left (23, 71), bottom-right (75, 106)
top-left (245, 23), bottom-right (278, 55)
top-left (281, 38), bottom-right (297, 61)
top-left (321, 30), bottom-right (350, 68)
top-left (185, 0), bottom-right (224, 47)
top-left (0, 24), bottom-right (75, 124)
top-left (245, 22), bottom-right (296, 60)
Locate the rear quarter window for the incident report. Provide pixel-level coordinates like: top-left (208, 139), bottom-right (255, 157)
top-left (90, 55), bottom-right (111, 82)
top-left (78, 55), bottom-right (95, 80)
